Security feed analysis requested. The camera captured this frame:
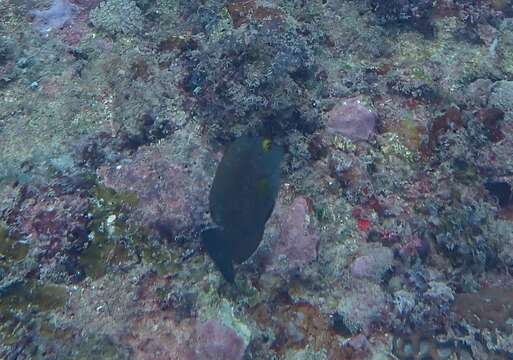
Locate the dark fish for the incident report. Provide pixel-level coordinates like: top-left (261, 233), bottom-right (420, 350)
top-left (485, 181), bottom-right (511, 208)
top-left (202, 136), bottom-right (283, 282)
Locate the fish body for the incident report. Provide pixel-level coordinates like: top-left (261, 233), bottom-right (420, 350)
top-left (202, 136), bottom-right (283, 282)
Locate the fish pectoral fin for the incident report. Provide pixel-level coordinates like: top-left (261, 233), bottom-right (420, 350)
top-left (201, 228), bottom-right (235, 283)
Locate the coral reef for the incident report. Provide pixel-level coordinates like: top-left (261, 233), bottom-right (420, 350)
top-left (90, 0), bottom-right (144, 36)
top-left (1, 0), bottom-right (513, 358)
top-left (184, 16), bottom-right (319, 141)
top-left (370, 0), bottom-right (435, 37)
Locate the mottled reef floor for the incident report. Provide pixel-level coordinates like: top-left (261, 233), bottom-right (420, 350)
top-left (1, 0), bottom-right (513, 359)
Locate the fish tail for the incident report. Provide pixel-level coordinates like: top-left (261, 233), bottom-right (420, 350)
top-left (201, 228), bottom-right (235, 283)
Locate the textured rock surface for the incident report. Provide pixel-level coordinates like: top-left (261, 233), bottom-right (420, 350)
top-left (351, 246), bottom-right (394, 281)
top-left (272, 196), bottom-right (320, 269)
top-left (195, 320), bottom-right (247, 360)
top-left (97, 127), bottom-right (215, 236)
top-left (90, 0), bottom-right (144, 36)
top-left (337, 280), bottom-right (388, 334)
top-left (12, 187), bottom-right (90, 260)
top-left (326, 96), bottom-right (377, 141)
top-left (489, 81), bottom-right (513, 119)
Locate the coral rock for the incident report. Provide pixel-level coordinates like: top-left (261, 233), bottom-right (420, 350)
top-left (351, 246), bottom-right (394, 281)
top-left (16, 191), bottom-right (90, 258)
top-left (195, 320), bottom-right (246, 360)
top-left (337, 280), bottom-right (388, 334)
top-left (90, 0), bottom-right (144, 36)
top-left (274, 196), bottom-right (320, 269)
top-left (326, 96), bottom-right (377, 142)
top-left (98, 130), bottom-right (214, 237)
top-left (489, 81), bottom-right (513, 120)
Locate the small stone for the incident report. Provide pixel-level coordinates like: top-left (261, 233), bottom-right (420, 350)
top-left (326, 96), bottom-right (377, 141)
top-left (195, 320), bottom-right (246, 360)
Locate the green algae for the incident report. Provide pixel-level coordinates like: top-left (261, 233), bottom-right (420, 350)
top-left (0, 281), bottom-right (68, 312)
top-left (0, 223), bottom-right (29, 262)
top-left (79, 237), bottom-right (131, 280)
top-left (394, 17), bottom-right (494, 94)
top-left (39, 319), bottom-right (75, 343)
top-left (498, 20), bottom-right (513, 77)
top-left (314, 207), bottom-right (331, 224)
top-left (141, 243), bottom-right (181, 276)
top-left (453, 158), bottom-right (479, 185)
top-left (332, 135), bottom-right (358, 153)
top-left (0, 279), bottom-right (69, 351)
top-left (31, 284), bottom-right (69, 311)
top-left (0, 278), bottom-right (68, 348)
top-left (380, 133), bottom-right (417, 163)
top-left (78, 185), bottom-right (184, 279)
top-left (0, 310), bottom-right (32, 348)
top-left (93, 185), bottom-right (139, 209)
top-left (78, 186), bottom-right (138, 279)
top-left (410, 66), bottom-right (433, 85)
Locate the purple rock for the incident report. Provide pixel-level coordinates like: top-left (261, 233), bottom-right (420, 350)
top-left (350, 246), bottom-right (393, 281)
top-left (274, 196), bottom-right (320, 268)
top-left (347, 334), bottom-right (370, 352)
top-left (337, 280), bottom-right (387, 334)
top-left (195, 320), bottom-right (246, 360)
top-left (15, 189), bottom-right (90, 258)
top-left (326, 96), bottom-right (377, 141)
top-left (97, 134), bottom-right (213, 237)
top-left (31, 0), bottom-right (77, 33)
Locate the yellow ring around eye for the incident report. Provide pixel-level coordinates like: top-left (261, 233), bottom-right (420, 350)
top-left (262, 138), bottom-right (272, 152)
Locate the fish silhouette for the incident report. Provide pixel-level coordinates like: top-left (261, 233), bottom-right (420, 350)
top-left (202, 136), bottom-right (283, 282)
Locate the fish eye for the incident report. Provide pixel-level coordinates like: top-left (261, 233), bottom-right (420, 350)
top-left (262, 138), bottom-right (272, 152)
